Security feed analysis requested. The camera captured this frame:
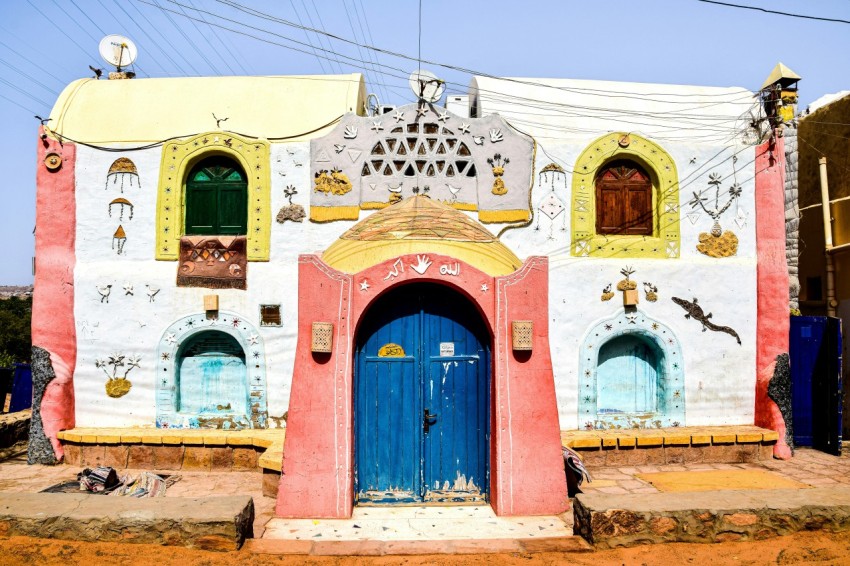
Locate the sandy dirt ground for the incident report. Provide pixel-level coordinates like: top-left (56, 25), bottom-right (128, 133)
top-left (1, 530), bottom-right (850, 565)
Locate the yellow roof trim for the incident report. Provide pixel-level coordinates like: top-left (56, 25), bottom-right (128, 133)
top-left (47, 74), bottom-right (366, 144)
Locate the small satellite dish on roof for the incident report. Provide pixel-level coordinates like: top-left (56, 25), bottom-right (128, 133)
top-left (409, 69), bottom-right (445, 103)
top-left (98, 35), bottom-right (138, 71)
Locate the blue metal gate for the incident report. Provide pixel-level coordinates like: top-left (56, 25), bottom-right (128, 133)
top-left (790, 316), bottom-right (843, 455)
top-left (355, 284), bottom-right (490, 504)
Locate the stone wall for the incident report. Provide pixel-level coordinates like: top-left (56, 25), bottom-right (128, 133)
top-left (784, 125), bottom-right (800, 311)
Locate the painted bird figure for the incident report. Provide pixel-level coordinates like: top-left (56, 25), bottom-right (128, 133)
top-left (145, 284), bottom-right (160, 303)
top-left (96, 284), bottom-right (112, 303)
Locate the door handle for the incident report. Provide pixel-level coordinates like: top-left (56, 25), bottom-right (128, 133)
top-left (424, 408), bottom-right (438, 433)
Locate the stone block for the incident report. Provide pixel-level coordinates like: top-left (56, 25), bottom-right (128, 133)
top-left (664, 446), bottom-right (686, 465)
top-left (183, 446), bottom-right (212, 471)
top-left (127, 444), bottom-right (155, 469)
top-left (152, 445), bottom-right (184, 470)
top-left (102, 445), bottom-right (129, 469)
top-left (643, 447), bottom-right (666, 465)
top-left (0, 493), bottom-right (254, 550)
top-left (62, 443), bottom-right (81, 466)
top-left (262, 469), bottom-right (280, 498)
top-left (211, 447), bottom-right (233, 471)
top-left (759, 443), bottom-right (775, 460)
top-left (80, 445), bottom-right (105, 467)
top-left (233, 447), bottom-right (259, 470)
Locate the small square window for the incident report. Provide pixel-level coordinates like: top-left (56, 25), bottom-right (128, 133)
top-left (260, 305), bottom-right (282, 327)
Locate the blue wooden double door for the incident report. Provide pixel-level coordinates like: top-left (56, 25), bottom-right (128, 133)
top-left (355, 283), bottom-right (491, 504)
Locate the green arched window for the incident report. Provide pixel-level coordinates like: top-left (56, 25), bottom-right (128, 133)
top-left (185, 157), bottom-right (248, 235)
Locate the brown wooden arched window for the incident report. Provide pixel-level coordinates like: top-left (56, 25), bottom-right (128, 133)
top-left (595, 160), bottom-right (653, 236)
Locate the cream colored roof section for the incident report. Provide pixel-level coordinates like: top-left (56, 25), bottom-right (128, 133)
top-left (48, 74), bottom-right (366, 144)
top-left (469, 76), bottom-right (757, 142)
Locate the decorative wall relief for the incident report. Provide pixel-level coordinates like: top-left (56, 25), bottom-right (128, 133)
top-left (689, 172), bottom-right (742, 258)
top-left (643, 282), bottom-right (658, 302)
top-left (96, 352), bottom-right (140, 398)
top-left (112, 225), bottom-right (126, 255)
top-left (487, 154), bottom-right (510, 195)
top-left (671, 296), bottom-right (741, 345)
top-left (145, 284), bottom-right (160, 303)
top-left (313, 168), bottom-right (353, 196)
top-left (96, 284), bottom-right (112, 303)
top-left (177, 236), bottom-right (247, 290)
top-left (105, 158), bottom-right (140, 193)
top-left (599, 267), bottom-right (659, 305)
top-left (108, 198), bottom-right (134, 221)
top-left (535, 163), bottom-right (567, 239)
top-left (276, 185), bottom-right (306, 223)
top-left (309, 102), bottom-right (534, 223)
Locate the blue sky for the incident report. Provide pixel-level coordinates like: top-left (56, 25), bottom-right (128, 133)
top-left (2, 0), bottom-right (849, 284)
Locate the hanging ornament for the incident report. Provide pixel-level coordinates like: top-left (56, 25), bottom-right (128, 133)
top-left (112, 225), bottom-right (127, 255)
top-left (105, 158), bottom-right (140, 193)
top-left (108, 197), bottom-right (134, 221)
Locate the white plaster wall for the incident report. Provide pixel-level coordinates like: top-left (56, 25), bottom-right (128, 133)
top-left (498, 138), bottom-right (758, 429)
top-left (70, 82), bottom-right (762, 431)
top-left (72, 142), bottom-right (367, 427)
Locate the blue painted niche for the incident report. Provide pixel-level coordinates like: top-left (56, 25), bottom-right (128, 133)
top-left (156, 311), bottom-right (267, 429)
top-left (578, 309), bottom-right (684, 430)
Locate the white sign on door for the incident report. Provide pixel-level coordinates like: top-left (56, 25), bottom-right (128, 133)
top-left (439, 342), bottom-right (455, 357)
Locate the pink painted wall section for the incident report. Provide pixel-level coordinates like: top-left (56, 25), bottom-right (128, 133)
top-left (276, 256), bottom-right (353, 518)
top-left (492, 257), bottom-right (569, 515)
top-left (754, 135), bottom-right (791, 459)
top-left (276, 253), bottom-right (567, 517)
top-left (33, 128), bottom-right (77, 459)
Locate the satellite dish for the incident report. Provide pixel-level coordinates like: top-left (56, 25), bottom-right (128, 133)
top-left (409, 69), bottom-right (445, 103)
top-left (98, 35), bottom-right (138, 70)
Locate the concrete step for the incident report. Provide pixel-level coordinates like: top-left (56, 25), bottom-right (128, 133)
top-left (573, 486), bottom-right (850, 548)
top-left (250, 505), bottom-right (591, 555)
top-left (0, 493), bottom-right (254, 551)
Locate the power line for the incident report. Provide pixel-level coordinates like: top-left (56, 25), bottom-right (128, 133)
top-left (352, 0), bottom-right (391, 103)
top-left (0, 39), bottom-right (67, 88)
top-left (174, 0), bottom-right (757, 123)
top-left (287, 0), bottom-right (328, 73)
top-left (0, 75), bottom-right (51, 108)
top-left (697, 0), bottom-right (850, 25)
top-left (172, 0), bottom-right (238, 74)
top-left (25, 0), bottom-right (94, 61)
top-left (186, 0), bottom-right (251, 74)
top-left (0, 58), bottom-right (60, 96)
top-left (106, 0), bottom-right (180, 76)
top-left (125, 0), bottom-right (198, 75)
top-left (148, 0), bottom-right (214, 75)
top-left (0, 91), bottom-right (40, 114)
top-left (302, 0), bottom-right (343, 74)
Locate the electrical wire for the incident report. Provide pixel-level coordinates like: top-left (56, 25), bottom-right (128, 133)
top-left (0, 91), bottom-right (40, 114)
top-left (124, 0), bottom-right (197, 75)
top-left (164, 0), bottom-right (759, 132)
top-left (44, 114), bottom-right (343, 151)
top-left (149, 0), bottom-right (213, 75)
top-left (186, 0), bottom-right (251, 74)
top-left (697, 0), bottom-right (850, 25)
top-left (0, 39), bottom-right (67, 87)
top-left (25, 0), bottom-right (96, 61)
top-left (172, 0), bottom-right (239, 75)
top-left (287, 0), bottom-right (328, 73)
top-left (0, 58), bottom-right (60, 96)
top-left (302, 0), bottom-right (344, 75)
top-left (351, 0), bottom-right (391, 103)
top-left (108, 0), bottom-right (181, 76)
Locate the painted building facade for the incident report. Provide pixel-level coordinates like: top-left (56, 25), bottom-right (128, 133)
top-left (32, 71), bottom-right (790, 517)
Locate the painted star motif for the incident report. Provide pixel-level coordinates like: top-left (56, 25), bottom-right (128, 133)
top-left (604, 323), bottom-right (613, 331)
top-left (480, 283), bottom-right (489, 293)
top-left (360, 280), bottom-right (370, 292)
top-left (161, 353), bottom-right (170, 361)
top-left (248, 335), bottom-right (259, 345)
top-left (253, 351), bottom-right (260, 359)
top-left (651, 323), bottom-right (659, 330)
top-left (416, 106), bottom-right (428, 118)
top-left (232, 318), bottom-right (241, 327)
top-left (437, 111), bottom-right (450, 123)
top-left (625, 313), bottom-right (638, 324)
top-left (186, 319), bottom-right (195, 327)
top-left (370, 120), bottom-right (383, 132)
top-left (165, 333), bottom-right (177, 345)
top-left (458, 123), bottom-right (471, 134)
top-left (392, 110), bottom-right (405, 123)
top-left (123, 283), bottom-right (134, 296)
